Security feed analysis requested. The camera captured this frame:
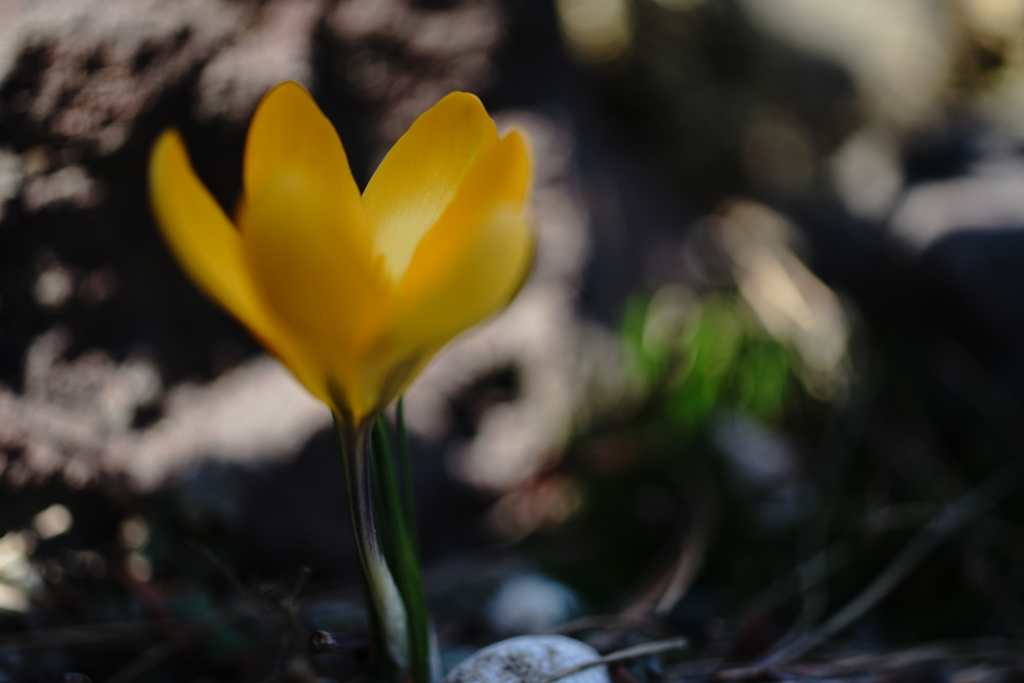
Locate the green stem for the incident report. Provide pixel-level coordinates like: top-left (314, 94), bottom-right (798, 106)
top-left (332, 413), bottom-right (408, 675)
top-left (373, 415), bottom-right (432, 683)
top-left (396, 398), bottom-right (420, 558)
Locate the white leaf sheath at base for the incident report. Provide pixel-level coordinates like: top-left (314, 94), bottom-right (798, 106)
top-left (443, 635), bottom-right (610, 683)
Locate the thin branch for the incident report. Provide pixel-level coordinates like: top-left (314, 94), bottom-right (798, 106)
top-left (549, 615), bottom-right (664, 636)
top-left (663, 657), bottom-right (725, 682)
top-left (184, 538), bottom-right (266, 616)
top-left (310, 630), bottom-right (372, 654)
top-left (622, 472), bottom-right (717, 618)
top-left (279, 566), bottom-right (313, 641)
top-left (757, 460), bottom-right (1023, 667)
top-left (751, 540), bottom-right (851, 615)
top-left (777, 370), bottom-right (873, 653)
top-left (537, 637), bottom-right (689, 683)
top-left (104, 628), bottom-right (201, 683)
top-left (664, 640), bottom-right (1024, 683)
top-left (656, 500), bottom-right (715, 615)
top-left (0, 618), bottom-right (192, 651)
top-left (777, 638), bottom-right (1023, 678)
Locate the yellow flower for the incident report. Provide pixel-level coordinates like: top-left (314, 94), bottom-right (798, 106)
top-left (149, 82), bottom-right (534, 427)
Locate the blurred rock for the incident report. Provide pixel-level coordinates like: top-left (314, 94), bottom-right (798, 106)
top-left (0, 339), bottom-right (327, 489)
top-left (739, 0), bottom-right (951, 126)
top-left (716, 200), bottom-right (850, 398)
top-left (713, 413), bottom-right (803, 531)
top-left (0, 530), bottom-right (40, 612)
top-left (0, 0), bottom-right (545, 494)
top-left (0, 0), bottom-right (249, 158)
top-left (556, 0), bottom-right (634, 65)
top-left (829, 126), bottom-right (903, 220)
top-left (443, 635), bottom-right (608, 683)
top-left (0, 147), bottom-right (22, 221)
top-left (22, 164), bottom-right (100, 212)
top-left (486, 573), bottom-right (580, 636)
top-left (196, 0), bottom-right (327, 122)
top-left (892, 155), bottom-right (1024, 252)
top-left (403, 111), bottom-right (627, 494)
top-left (325, 0), bottom-right (504, 143)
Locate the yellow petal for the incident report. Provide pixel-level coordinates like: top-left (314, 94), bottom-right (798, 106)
top-left (239, 153), bottom-right (395, 417)
top-left (362, 92), bottom-right (500, 281)
top-left (241, 80), bottom-right (400, 419)
top-left (399, 129), bottom-right (534, 349)
top-left (148, 130), bottom-right (327, 401)
top-left (243, 81), bottom-right (362, 213)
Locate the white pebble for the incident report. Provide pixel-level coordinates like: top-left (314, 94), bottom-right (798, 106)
top-left (443, 635), bottom-right (609, 683)
top-left (486, 573), bottom-right (579, 635)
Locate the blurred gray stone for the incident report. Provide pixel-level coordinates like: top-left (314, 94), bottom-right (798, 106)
top-left (443, 635), bottom-right (608, 683)
top-left (2, 0), bottom-right (249, 156)
top-left (195, 0), bottom-right (327, 122)
top-left (892, 158), bottom-right (1024, 251)
top-left (486, 573), bottom-right (580, 636)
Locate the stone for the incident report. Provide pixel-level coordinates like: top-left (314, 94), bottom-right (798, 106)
top-left (486, 574), bottom-right (580, 636)
top-left (443, 635), bottom-right (608, 683)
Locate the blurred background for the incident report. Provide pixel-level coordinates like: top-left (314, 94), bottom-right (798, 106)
top-left (3, 0), bottom-right (1024, 680)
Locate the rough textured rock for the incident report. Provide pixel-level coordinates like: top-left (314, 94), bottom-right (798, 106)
top-left (0, 0), bottom-right (595, 497)
top-left (443, 635), bottom-right (609, 683)
top-left (0, 0), bottom-right (250, 161)
top-left (195, 0), bottom-right (328, 122)
top-left (403, 110), bottom-right (632, 502)
top-left (486, 573), bottom-right (580, 636)
top-left (325, 0), bottom-right (504, 143)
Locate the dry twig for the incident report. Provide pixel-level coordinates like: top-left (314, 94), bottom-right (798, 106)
top-left (753, 460), bottom-right (1023, 669)
top-left (537, 637), bottom-right (689, 683)
top-left (550, 615), bottom-right (664, 636)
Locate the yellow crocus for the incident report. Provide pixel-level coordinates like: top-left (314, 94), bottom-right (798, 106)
top-left (149, 81), bottom-right (534, 430)
top-left (149, 82), bottom-right (533, 677)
